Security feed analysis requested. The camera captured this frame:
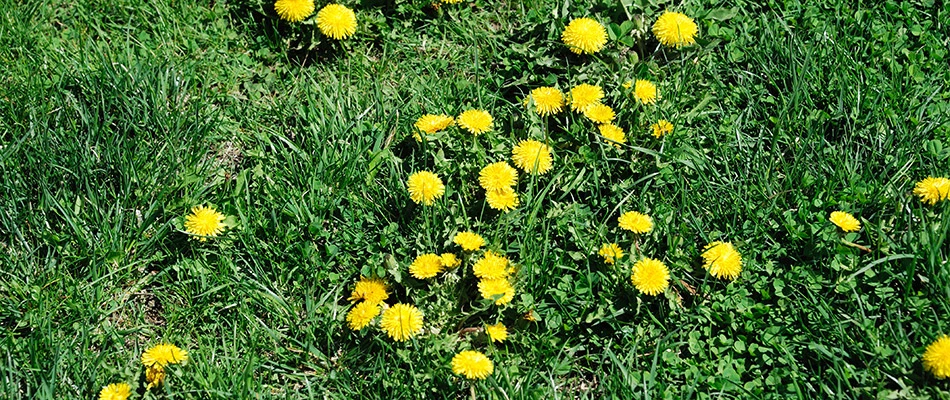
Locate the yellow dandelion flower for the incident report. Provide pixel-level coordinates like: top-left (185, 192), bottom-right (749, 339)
top-left (569, 84), bottom-right (604, 112)
top-left (441, 0), bottom-right (462, 3)
top-left (651, 119), bottom-right (673, 138)
top-left (346, 301), bottom-right (380, 330)
top-left (633, 80), bottom-right (658, 105)
top-left (457, 109), bottom-right (493, 135)
top-left (451, 350), bottom-right (494, 380)
top-left (485, 323), bottom-right (508, 343)
top-left (410, 253), bottom-right (444, 279)
top-left (479, 162), bottom-right (518, 191)
top-left (914, 177), bottom-right (950, 205)
top-left (478, 278), bottom-right (515, 305)
top-left (454, 231), bottom-right (485, 251)
top-left (145, 366), bottom-right (165, 390)
top-left (622, 80), bottom-right (633, 89)
top-left (316, 4), bottom-right (357, 40)
top-left (473, 250), bottom-right (510, 280)
top-left (274, 0), bottom-right (314, 23)
top-left (701, 241), bottom-right (743, 281)
top-left (584, 103), bottom-right (615, 124)
top-left (441, 253), bottom-right (460, 268)
top-left (348, 276), bottom-right (389, 304)
top-left (415, 114), bottom-right (454, 134)
top-left (184, 205), bottom-right (226, 241)
top-left (380, 303), bottom-right (424, 342)
top-left (598, 242), bottom-right (624, 264)
top-left (652, 11), bottom-right (698, 48)
top-left (924, 335), bottom-right (950, 379)
top-left (406, 171), bottom-right (445, 206)
top-left (598, 123), bottom-right (626, 149)
top-left (98, 383), bottom-right (131, 400)
top-left (528, 87), bottom-right (565, 116)
top-left (511, 139), bottom-right (554, 175)
top-left (486, 187), bottom-right (520, 212)
top-left (631, 258), bottom-right (670, 296)
top-left (829, 211), bottom-right (861, 232)
top-left (561, 17), bottom-right (608, 54)
top-left (141, 343), bottom-right (188, 368)
top-left (618, 211), bottom-right (653, 234)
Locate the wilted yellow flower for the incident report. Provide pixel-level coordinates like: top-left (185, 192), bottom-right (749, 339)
top-left (598, 243), bottom-right (624, 264)
top-left (486, 187), bottom-right (520, 212)
top-left (410, 253), bottom-right (444, 279)
top-left (406, 171), bottom-right (445, 205)
top-left (98, 383), bottom-right (131, 400)
top-left (511, 139), bottom-right (554, 175)
top-left (485, 323), bottom-right (508, 343)
top-left (633, 80), bottom-right (658, 105)
top-left (584, 103), bottom-right (615, 124)
top-left (441, 253), bottom-right (460, 268)
top-left (652, 11), bottom-right (698, 48)
top-left (184, 205), bottom-right (226, 241)
top-left (451, 350), bottom-right (494, 380)
top-left (316, 4), bottom-right (357, 40)
top-left (380, 303), bottom-right (424, 342)
top-left (141, 343), bottom-right (188, 368)
top-left (618, 211), bottom-right (653, 234)
top-left (561, 17), bottom-right (608, 54)
top-left (415, 114), bottom-right (454, 134)
top-left (622, 80), bottom-right (633, 89)
top-left (457, 109), bottom-right (493, 135)
top-left (924, 335), bottom-right (950, 379)
top-left (701, 241), bottom-right (742, 281)
top-left (914, 177), bottom-right (950, 205)
top-left (274, 0), bottom-right (314, 23)
top-left (630, 258), bottom-right (670, 296)
top-left (479, 162), bottom-right (518, 191)
top-left (145, 366), bottom-right (165, 390)
top-left (569, 84), bottom-right (604, 112)
top-left (454, 231), bottom-right (485, 251)
top-left (829, 211), bottom-right (861, 232)
top-left (598, 124), bottom-right (626, 149)
top-left (528, 87), bottom-right (565, 116)
top-left (348, 276), bottom-right (389, 304)
top-left (478, 278), bottom-right (515, 305)
top-left (473, 250), bottom-right (510, 280)
top-left (346, 301), bottom-right (380, 330)
top-left (651, 119), bottom-right (673, 138)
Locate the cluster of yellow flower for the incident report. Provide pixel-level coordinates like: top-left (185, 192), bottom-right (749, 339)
top-left (273, 0), bottom-right (357, 40)
top-left (829, 177), bottom-right (950, 235)
top-left (98, 343), bottom-right (188, 400)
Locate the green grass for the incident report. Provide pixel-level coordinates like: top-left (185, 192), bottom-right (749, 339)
top-left (2, 0), bottom-right (950, 398)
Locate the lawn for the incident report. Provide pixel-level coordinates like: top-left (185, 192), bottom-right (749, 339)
top-left (2, 0), bottom-right (950, 398)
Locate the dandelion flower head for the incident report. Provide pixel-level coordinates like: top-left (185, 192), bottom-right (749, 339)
top-left (914, 177), bottom-right (950, 205)
top-left (380, 303), bottom-right (424, 342)
top-left (569, 84), bottom-right (604, 112)
top-left (478, 278), bottom-right (515, 305)
top-left (479, 162), bottom-right (518, 191)
top-left (441, 253), bottom-right (460, 268)
top-left (584, 103), bottom-right (615, 124)
top-left (561, 17), bottom-right (608, 54)
top-left (457, 109), bottom-right (493, 135)
top-left (98, 383), bottom-right (131, 400)
top-left (485, 323), bottom-right (508, 343)
top-left (473, 250), bottom-right (510, 280)
top-left (145, 366), bottom-right (165, 390)
top-left (512, 139), bottom-right (554, 175)
top-left (410, 253), bottom-right (444, 279)
top-left (924, 335), bottom-right (950, 379)
top-left (618, 211), bottom-right (653, 234)
top-left (142, 343), bottom-right (188, 368)
top-left (652, 11), bottom-right (698, 48)
top-left (454, 231), bottom-right (485, 251)
top-left (486, 187), bottom-right (520, 212)
top-left (274, 0), bottom-right (314, 23)
top-left (406, 171), bottom-right (445, 206)
top-left (701, 241), bottom-right (742, 281)
top-left (622, 80), bottom-right (633, 89)
top-left (651, 120), bottom-right (673, 138)
top-left (316, 4), bottom-right (357, 40)
top-left (598, 124), bottom-right (626, 149)
top-left (348, 276), bottom-right (389, 304)
top-left (829, 211), bottom-right (861, 232)
top-left (415, 114), bottom-right (454, 134)
top-left (346, 301), bottom-right (380, 330)
top-left (633, 80), bottom-right (658, 105)
top-left (451, 350), bottom-right (494, 380)
top-left (528, 87), bottom-right (564, 116)
top-left (598, 242), bottom-right (624, 264)
top-left (184, 205), bottom-right (226, 241)
top-left (631, 258), bottom-right (670, 296)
